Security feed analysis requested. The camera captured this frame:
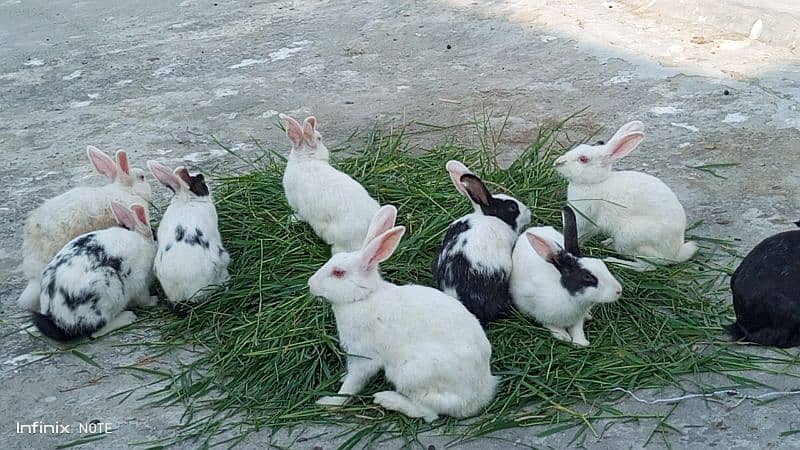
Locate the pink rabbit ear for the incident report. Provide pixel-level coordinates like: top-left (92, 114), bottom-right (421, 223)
top-left (363, 205), bottom-right (398, 247)
top-left (446, 160), bottom-right (472, 197)
top-left (526, 232), bottom-right (561, 264)
top-left (360, 226), bottom-right (406, 272)
top-left (130, 204), bottom-right (149, 226)
top-left (110, 201), bottom-right (138, 230)
top-left (605, 132), bottom-right (644, 161)
top-left (87, 146), bottom-right (117, 180)
top-left (116, 150), bottom-right (130, 175)
top-left (302, 117), bottom-right (317, 148)
top-left (281, 114), bottom-right (305, 148)
top-left (604, 121), bottom-right (645, 161)
top-left (147, 160), bottom-right (182, 193)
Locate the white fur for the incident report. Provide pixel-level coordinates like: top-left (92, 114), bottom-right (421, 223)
top-left (19, 147), bottom-right (152, 312)
top-left (281, 115), bottom-right (380, 254)
top-left (39, 204), bottom-right (156, 339)
top-left (308, 208), bottom-right (498, 421)
top-left (149, 162), bottom-right (230, 304)
top-left (554, 121), bottom-right (697, 267)
top-left (510, 226), bottom-right (622, 347)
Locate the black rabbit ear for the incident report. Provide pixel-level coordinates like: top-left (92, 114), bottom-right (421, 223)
top-left (460, 174), bottom-right (492, 207)
top-left (562, 206), bottom-right (581, 257)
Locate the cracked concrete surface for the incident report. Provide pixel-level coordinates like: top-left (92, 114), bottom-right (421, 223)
top-left (1, 0), bottom-right (799, 448)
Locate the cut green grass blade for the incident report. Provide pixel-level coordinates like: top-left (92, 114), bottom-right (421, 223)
top-left (134, 118), bottom-right (798, 448)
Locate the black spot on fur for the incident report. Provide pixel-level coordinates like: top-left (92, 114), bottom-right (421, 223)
top-left (165, 243), bottom-right (172, 252)
top-left (432, 219), bottom-right (512, 324)
top-left (61, 287), bottom-right (100, 311)
top-left (459, 174), bottom-right (523, 231)
top-left (175, 225), bottom-right (186, 242)
top-left (71, 233), bottom-right (123, 273)
top-left (185, 228), bottom-right (210, 249)
top-left (729, 229), bottom-right (800, 348)
top-left (547, 251), bottom-right (598, 295)
top-left (477, 196), bottom-right (523, 230)
top-left (32, 311), bottom-right (106, 342)
top-left (187, 173), bottom-right (209, 197)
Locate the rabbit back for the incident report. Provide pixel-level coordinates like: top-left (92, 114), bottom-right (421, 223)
top-left (38, 228), bottom-right (155, 339)
top-left (23, 185), bottom-right (147, 279)
top-left (155, 201), bottom-right (229, 303)
top-left (283, 159), bottom-right (379, 252)
top-left (432, 214), bottom-right (517, 323)
top-left (729, 229), bottom-right (800, 348)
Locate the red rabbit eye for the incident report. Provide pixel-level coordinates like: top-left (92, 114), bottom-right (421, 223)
top-left (332, 268), bottom-right (346, 278)
top-left (578, 155), bottom-right (590, 164)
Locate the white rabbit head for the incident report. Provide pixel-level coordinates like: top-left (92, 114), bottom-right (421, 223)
top-left (553, 121), bottom-right (645, 184)
top-left (110, 201), bottom-right (153, 240)
top-left (446, 160), bottom-right (531, 232)
top-left (87, 146), bottom-right (153, 201)
top-left (281, 114), bottom-right (329, 162)
top-left (309, 206), bottom-right (404, 305)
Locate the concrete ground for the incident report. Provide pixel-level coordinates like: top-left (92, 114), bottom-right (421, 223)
top-left (2, 0), bottom-right (799, 448)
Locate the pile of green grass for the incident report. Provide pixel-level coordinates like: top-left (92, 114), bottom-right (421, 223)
top-left (139, 118), bottom-right (796, 448)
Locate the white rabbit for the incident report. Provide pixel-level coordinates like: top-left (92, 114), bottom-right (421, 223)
top-left (553, 121), bottom-right (697, 270)
top-left (18, 146), bottom-right (152, 312)
top-left (281, 114), bottom-right (380, 254)
top-left (432, 160), bottom-right (531, 324)
top-left (308, 205), bottom-right (498, 422)
top-left (510, 207), bottom-right (622, 346)
top-left (32, 202), bottom-right (157, 341)
top-left (148, 161), bottom-right (230, 306)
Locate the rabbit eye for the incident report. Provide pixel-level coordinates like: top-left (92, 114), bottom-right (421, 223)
top-left (578, 155), bottom-right (590, 164)
top-left (138, 175), bottom-right (145, 181)
top-left (332, 268), bottom-right (346, 278)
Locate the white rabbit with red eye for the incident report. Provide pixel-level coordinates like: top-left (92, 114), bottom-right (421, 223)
top-left (280, 114), bottom-right (380, 254)
top-left (32, 202), bottom-right (158, 342)
top-left (308, 205), bottom-right (498, 422)
top-left (148, 161), bottom-right (230, 306)
top-left (553, 121), bottom-right (697, 270)
top-left (18, 146), bottom-right (153, 312)
top-left (510, 206), bottom-right (622, 347)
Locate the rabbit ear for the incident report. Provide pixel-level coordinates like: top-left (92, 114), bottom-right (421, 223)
top-left (281, 114), bottom-right (305, 148)
top-left (87, 146), bottom-right (118, 180)
top-left (363, 205), bottom-right (398, 247)
top-left (110, 201), bottom-right (139, 230)
top-left (562, 206), bottom-right (581, 257)
top-left (302, 117), bottom-right (317, 148)
top-left (526, 232), bottom-right (561, 265)
top-left (130, 204), bottom-right (149, 226)
top-left (147, 160), bottom-right (182, 193)
top-left (360, 226), bottom-right (405, 272)
top-left (604, 122), bottom-right (644, 161)
top-left (445, 160), bottom-right (471, 197)
top-left (460, 174), bottom-right (492, 207)
top-left (115, 150), bottom-right (130, 175)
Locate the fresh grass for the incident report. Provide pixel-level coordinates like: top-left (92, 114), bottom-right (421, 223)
top-left (137, 117), bottom-right (797, 448)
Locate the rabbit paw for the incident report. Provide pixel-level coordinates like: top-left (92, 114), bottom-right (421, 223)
top-left (601, 238), bottom-right (614, 247)
top-left (287, 213), bottom-right (303, 224)
top-left (546, 326), bottom-right (572, 342)
top-left (572, 336), bottom-right (590, 347)
top-left (316, 395), bottom-right (348, 407)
